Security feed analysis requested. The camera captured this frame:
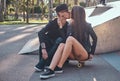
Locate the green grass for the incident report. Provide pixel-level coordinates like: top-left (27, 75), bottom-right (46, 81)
top-left (0, 21), bottom-right (25, 25)
top-left (29, 19), bottom-right (48, 24)
top-left (0, 19), bottom-right (48, 25)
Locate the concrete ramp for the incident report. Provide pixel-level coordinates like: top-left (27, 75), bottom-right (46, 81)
top-left (18, 37), bottom-right (39, 54)
top-left (89, 6), bottom-right (112, 17)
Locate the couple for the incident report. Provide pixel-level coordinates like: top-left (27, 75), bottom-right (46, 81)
top-left (39, 4), bottom-right (97, 79)
top-left (34, 4), bottom-right (70, 72)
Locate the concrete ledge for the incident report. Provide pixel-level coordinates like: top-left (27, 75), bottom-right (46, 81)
top-left (95, 16), bottom-right (120, 54)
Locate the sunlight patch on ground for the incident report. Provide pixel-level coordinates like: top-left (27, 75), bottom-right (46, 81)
top-left (13, 24), bottom-right (38, 31)
top-left (93, 77), bottom-right (97, 81)
top-left (0, 31), bottom-right (5, 34)
top-left (0, 33), bottom-right (31, 46)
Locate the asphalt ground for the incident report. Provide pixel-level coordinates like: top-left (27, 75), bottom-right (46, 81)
top-left (0, 25), bottom-right (120, 81)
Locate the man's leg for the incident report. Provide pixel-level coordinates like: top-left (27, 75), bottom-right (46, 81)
top-left (35, 37), bottom-right (63, 71)
top-left (45, 37), bottom-right (63, 66)
top-left (34, 34), bottom-right (53, 71)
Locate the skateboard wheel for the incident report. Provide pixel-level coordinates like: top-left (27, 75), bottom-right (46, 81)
top-left (77, 62), bottom-right (85, 68)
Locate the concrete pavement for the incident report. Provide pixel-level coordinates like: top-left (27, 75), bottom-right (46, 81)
top-left (0, 25), bottom-right (120, 81)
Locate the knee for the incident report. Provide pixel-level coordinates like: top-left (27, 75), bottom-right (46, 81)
top-left (58, 43), bottom-right (65, 49)
top-left (66, 36), bottom-right (74, 43)
top-left (55, 37), bottom-right (63, 44)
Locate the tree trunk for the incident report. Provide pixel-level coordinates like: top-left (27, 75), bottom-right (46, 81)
top-left (14, 0), bottom-right (19, 20)
top-left (58, 0), bottom-right (60, 4)
top-left (74, 0), bottom-right (78, 5)
top-left (26, 0), bottom-right (29, 23)
top-left (48, 0), bottom-right (53, 21)
top-left (32, 0), bottom-right (34, 19)
top-left (41, 0), bottom-right (44, 15)
top-left (66, 0), bottom-right (68, 4)
top-left (23, 0), bottom-right (25, 21)
top-left (36, 0), bottom-right (40, 6)
top-left (4, 0), bottom-right (7, 19)
top-left (0, 0), bottom-right (4, 22)
top-left (64, 0), bottom-right (65, 3)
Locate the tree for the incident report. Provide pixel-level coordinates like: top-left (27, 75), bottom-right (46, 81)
top-left (66, 0), bottom-right (69, 4)
top-left (4, 0), bottom-right (7, 18)
top-left (22, 0), bottom-right (26, 21)
top-left (5, 0), bottom-right (11, 18)
top-left (41, 0), bottom-right (44, 15)
top-left (48, 0), bottom-right (53, 21)
top-left (26, 0), bottom-right (29, 23)
top-left (14, 0), bottom-right (19, 20)
top-left (74, 0), bottom-right (78, 5)
top-left (0, 0), bottom-right (4, 22)
top-left (31, 0), bottom-right (34, 18)
top-left (36, 0), bottom-right (40, 6)
top-left (58, 0), bottom-right (60, 4)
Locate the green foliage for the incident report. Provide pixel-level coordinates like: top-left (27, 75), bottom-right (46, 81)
top-left (53, 3), bottom-right (59, 8)
top-left (34, 6), bottom-right (42, 13)
top-left (4, 15), bottom-right (21, 21)
top-left (6, 0), bottom-right (11, 5)
top-left (79, 2), bottom-right (86, 7)
top-left (9, 8), bottom-right (14, 12)
top-left (30, 6), bottom-right (42, 13)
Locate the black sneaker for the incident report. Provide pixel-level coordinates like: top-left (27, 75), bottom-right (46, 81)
top-left (40, 68), bottom-right (55, 79)
top-left (54, 66), bottom-right (63, 73)
top-left (34, 66), bottom-right (43, 72)
top-left (34, 63), bottom-right (44, 72)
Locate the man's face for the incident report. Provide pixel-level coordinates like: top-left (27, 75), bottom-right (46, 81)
top-left (58, 10), bottom-right (70, 20)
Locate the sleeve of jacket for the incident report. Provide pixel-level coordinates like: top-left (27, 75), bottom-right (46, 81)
top-left (89, 25), bottom-right (97, 55)
top-left (38, 21), bottom-right (52, 44)
top-left (67, 24), bottom-right (72, 37)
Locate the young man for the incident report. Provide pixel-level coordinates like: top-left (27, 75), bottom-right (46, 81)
top-left (34, 4), bottom-right (70, 71)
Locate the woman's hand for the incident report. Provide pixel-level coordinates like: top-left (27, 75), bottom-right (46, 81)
top-left (89, 54), bottom-right (94, 60)
top-left (42, 49), bottom-right (48, 60)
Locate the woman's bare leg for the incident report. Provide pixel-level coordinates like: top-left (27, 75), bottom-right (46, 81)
top-left (57, 36), bottom-right (75, 68)
top-left (49, 43), bottom-right (65, 70)
top-left (58, 36), bottom-right (88, 68)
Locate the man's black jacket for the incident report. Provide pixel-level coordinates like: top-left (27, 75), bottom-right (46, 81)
top-left (38, 18), bottom-right (68, 45)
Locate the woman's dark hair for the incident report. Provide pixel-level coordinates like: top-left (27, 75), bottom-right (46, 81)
top-left (71, 6), bottom-right (87, 42)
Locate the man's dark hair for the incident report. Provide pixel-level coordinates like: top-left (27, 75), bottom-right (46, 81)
top-left (55, 4), bottom-right (68, 13)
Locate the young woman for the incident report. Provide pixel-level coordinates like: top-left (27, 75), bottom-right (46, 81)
top-left (40, 6), bottom-right (97, 79)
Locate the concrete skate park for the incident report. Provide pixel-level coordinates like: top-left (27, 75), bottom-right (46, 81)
top-left (0, 1), bottom-right (120, 81)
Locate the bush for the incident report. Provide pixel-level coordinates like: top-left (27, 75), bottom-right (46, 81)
top-left (4, 16), bottom-right (21, 21)
top-left (30, 6), bottom-right (42, 14)
top-left (80, 2), bottom-right (86, 7)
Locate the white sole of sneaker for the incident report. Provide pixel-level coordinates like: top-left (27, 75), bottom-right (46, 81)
top-left (55, 70), bottom-right (63, 74)
top-left (34, 67), bottom-right (42, 72)
top-left (40, 74), bottom-right (55, 79)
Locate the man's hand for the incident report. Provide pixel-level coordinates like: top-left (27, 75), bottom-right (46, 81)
top-left (57, 17), bottom-right (63, 28)
top-left (57, 15), bottom-right (66, 29)
top-left (42, 49), bottom-right (48, 60)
